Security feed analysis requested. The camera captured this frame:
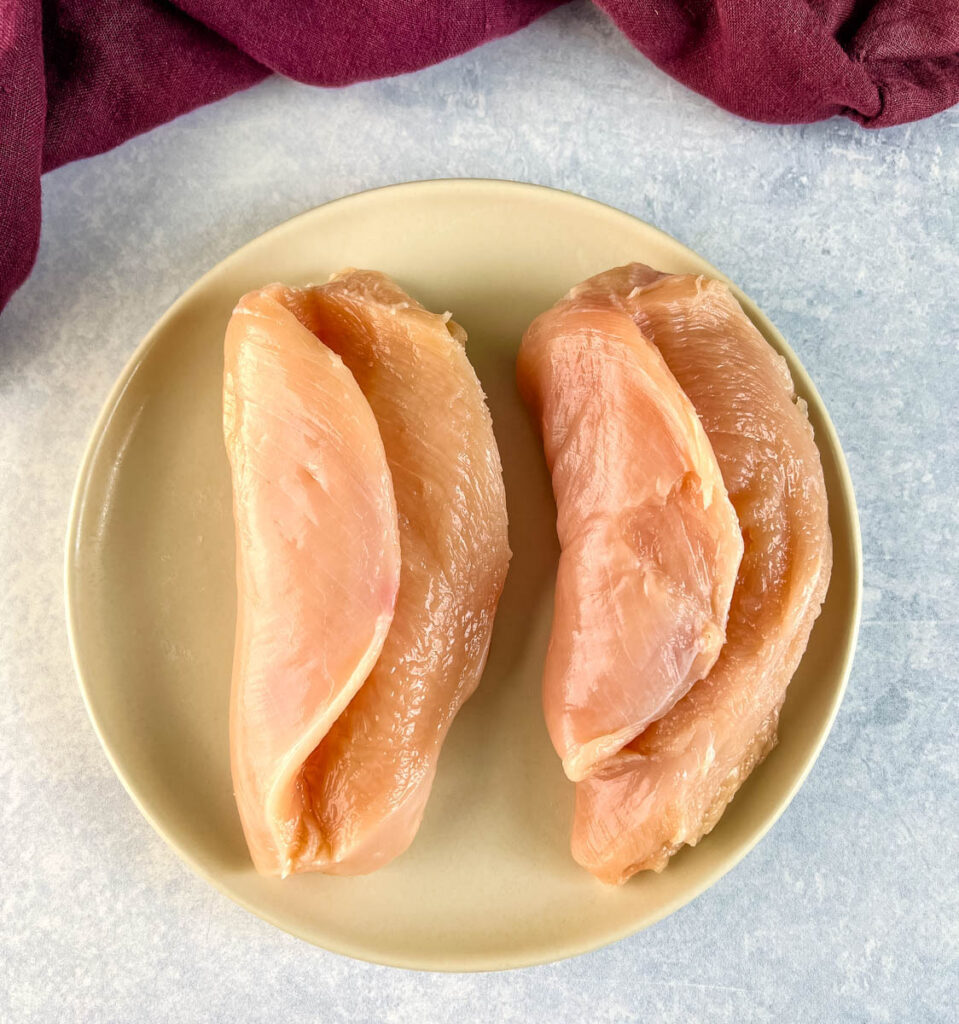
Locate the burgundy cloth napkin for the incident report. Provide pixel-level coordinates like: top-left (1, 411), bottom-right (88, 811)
top-left (2, 1), bottom-right (957, 314)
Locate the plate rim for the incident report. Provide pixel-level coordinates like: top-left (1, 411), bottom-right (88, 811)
top-left (64, 177), bottom-right (863, 971)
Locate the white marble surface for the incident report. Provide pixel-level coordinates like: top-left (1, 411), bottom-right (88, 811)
top-left (2, 4), bottom-right (957, 1020)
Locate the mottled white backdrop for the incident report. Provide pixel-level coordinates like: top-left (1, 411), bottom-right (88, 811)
top-left (1, 4), bottom-right (957, 1021)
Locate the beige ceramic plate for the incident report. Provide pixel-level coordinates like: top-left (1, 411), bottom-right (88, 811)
top-left (66, 179), bottom-right (861, 971)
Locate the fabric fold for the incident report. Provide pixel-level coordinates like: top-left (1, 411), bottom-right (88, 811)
top-left (2, 0), bottom-right (956, 312)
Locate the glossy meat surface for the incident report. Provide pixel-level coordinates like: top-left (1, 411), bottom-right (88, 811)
top-left (518, 279), bottom-right (743, 781)
top-left (272, 270), bottom-right (511, 874)
top-left (224, 288), bottom-right (400, 877)
top-left (571, 266), bottom-right (833, 883)
top-left (226, 272), bottom-right (510, 876)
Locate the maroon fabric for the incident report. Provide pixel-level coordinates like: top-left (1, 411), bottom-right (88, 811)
top-left (2, 1), bottom-right (957, 313)
top-left (601, 0), bottom-right (959, 127)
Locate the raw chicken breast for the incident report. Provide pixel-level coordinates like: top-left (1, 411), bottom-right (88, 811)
top-left (269, 271), bottom-right (510, 874)
top-left (227, 271), bottom-right (510, 876)
top-left (224, 288), bottom-right (400, 877)
top-left (518, 280), bottom-right (743, 782)
top-left (571, 265), bottom-right (833, 883)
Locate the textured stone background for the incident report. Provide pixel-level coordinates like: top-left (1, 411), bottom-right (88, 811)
top-left (1, 4), bottom-right (957, 1021)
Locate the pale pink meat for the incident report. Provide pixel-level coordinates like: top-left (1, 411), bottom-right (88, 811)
top-left (518, 277), bottom-right (743, 782)
top-left (225, 272), bottom-right (510, 876)
top-left (224, 288), bottom-right (400, 877)
top-left (270, 270), bottom-right (511, 874)
top-left (570, 265), bottom-right (832, 883)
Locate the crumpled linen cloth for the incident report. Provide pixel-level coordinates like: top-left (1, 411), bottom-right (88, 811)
top-left (2, 0), bottom-right (957, 311)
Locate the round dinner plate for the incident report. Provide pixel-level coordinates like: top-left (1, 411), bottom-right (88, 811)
top-left (66, 179), bottom-right (861, 971)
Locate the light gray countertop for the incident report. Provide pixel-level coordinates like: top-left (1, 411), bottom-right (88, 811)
top-left (2, 4), bottom-right (957, 1021)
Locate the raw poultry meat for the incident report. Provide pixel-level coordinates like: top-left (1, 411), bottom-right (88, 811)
top-left (518, 275), bottom-right (743, 782)
top-left (224, 286), bottom-right (400, 877)
top-left (224, 272), bottom-right (510, 876)
top-left (569, 265), bottom-right (833, 883)
top-left (269, 271), bottom-right (511, 874)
